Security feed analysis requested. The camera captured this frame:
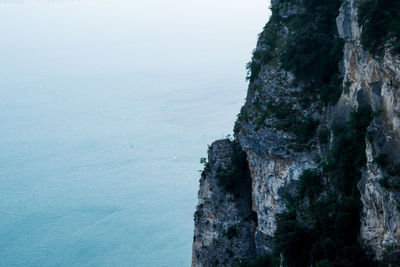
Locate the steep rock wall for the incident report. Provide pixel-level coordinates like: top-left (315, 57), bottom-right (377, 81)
top-left (192, 140), bottom-right (257, 266)
top-left (192, 0), bottom-right (400, 265)
top-left (337, 0), bottom-right (400, 259)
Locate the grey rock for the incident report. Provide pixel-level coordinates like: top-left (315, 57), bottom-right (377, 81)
top-left (336, 0), bottom-right (400, 259)
top-left (192, 140), bottom-right (257, 267)
top-left (192, 0), bottom-right (400, 264)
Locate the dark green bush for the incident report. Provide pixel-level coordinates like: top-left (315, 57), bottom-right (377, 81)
top-left (324, 106), bottom-right (373, 195)
top-left (358, 0), bottom-right (400, 55)
top-left (317, 128), bottom-right (330, 144)
top-left (297, 169), bottom-right (323, 201)
top-left (373, 153), bottom-right (388, 168)
top-left (316, 259), bottom-right (335, 267)
top-left (200, 157), bottom-right (211, 178)
top-left (233, 120), bottom-right (241, 135)
top-left (293, 116), bottom-right (320, 143)
top-left (379, 176), bottom-right (400, 191)
top-left (253, 50), bottom-right (274, 65)
top-left (378, 160), bottom-right (400, 191)
top-left (246, 12), bottom-right (281, 81)
top-left (320, 74), bottom-right (343, 105)
top-left (373, 153), bottom-right (400, 191)
top-left (259, 100), bottom-right (319, 143)
top-left (275, 211), bottom-right (313, 266)
top-left (267, 101), bottom-right (291, 118)
top-left (246, 61), bottom-right (262, 82)
top-left (224, 226), bottom-right (238, 240)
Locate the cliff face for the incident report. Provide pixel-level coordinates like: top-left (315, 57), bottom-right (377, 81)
top-left (192, 140), bottom-right (257, 267)
top-left (337, 0), bottom-right (400, 258)
top-left (192, 0), bottom-right (400, 265)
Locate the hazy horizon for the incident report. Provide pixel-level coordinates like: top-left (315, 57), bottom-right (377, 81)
top-left (0, 0), bottom-right (270, 266)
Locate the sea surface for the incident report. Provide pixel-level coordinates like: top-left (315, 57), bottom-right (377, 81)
top-left (0, 0), bottom-right (269, 266)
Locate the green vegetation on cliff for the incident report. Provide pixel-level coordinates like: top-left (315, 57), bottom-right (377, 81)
top-left (216, 140), bottom-right (250, 197)
top-left (241, 107), bottom-right (375, 267)
top-left (246, 0), bottom-right (344, 105)
top-left (273, 106), bottom-right (374, 266)
top-left (280, 0), bottom-right (344, 105)
top-left (358, 0), bottom-right (400, 55)
top-left (374, 154), bottom-right (400, 191)
top-left (239, 0), bottom-right (344, 143)
top-left (198, 1), bottom-right (400, 266)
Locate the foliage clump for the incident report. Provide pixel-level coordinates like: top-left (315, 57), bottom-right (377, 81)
top-left (317, 127), bottom-right (330, 144)
top-left (200, 156), bottom-right (211, 179)
top-left (246, 61), bottom-right (262, 83)
top-left (358, 0), bottom-right (400, 56)
top-left (254, 100), bottom-right (320, 145)
top-left (374, 154), bottom-right (400, 191)
top-left (224, 225), bottom-right (239, 240)
top-left (246, 17), bottom-right (280, 83)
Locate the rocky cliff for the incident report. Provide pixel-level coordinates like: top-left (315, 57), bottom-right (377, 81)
top-left (337, 0), bottom-right (400, 260)
top-left (192, 140), bottom-right (257, 267)
top-left (192, 0), bottom-right (400, 266)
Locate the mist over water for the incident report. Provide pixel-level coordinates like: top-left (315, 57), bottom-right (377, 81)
top-left (0, 0), bottom-right (269, 266)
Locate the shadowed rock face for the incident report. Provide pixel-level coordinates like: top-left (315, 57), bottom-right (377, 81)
top-left (192, 0), bottom-right (400, 265)
top-left (192, 140), bottom-right (257, 267)
top-left (336, 0), bottom-right (400, 259)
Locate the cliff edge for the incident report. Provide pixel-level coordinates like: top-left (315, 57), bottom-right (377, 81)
top-left (193, 0), bottom-right (400, 266)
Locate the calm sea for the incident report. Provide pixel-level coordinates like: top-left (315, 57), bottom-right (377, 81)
top-left (0, 0), bottom-right (268, 266)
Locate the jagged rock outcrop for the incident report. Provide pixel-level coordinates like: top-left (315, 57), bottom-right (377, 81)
top-left (192, 0), bottom-right (400, 265)
top-left (236, 0), bottom-right (324, 253)
top-left (245, 151), bottom-right (316, 256)
top-left (192, 140), bottom-right (257, 267)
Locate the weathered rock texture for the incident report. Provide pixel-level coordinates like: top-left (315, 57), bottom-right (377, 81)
top-left (192, 140), bottom-right (257, 267)
top-left (337, 0), bottom-right (400, 259)
top-left (192, 0), bottom-right (400, 265)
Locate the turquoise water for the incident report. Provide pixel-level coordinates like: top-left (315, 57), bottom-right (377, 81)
top-left (0, 0), bottom-right (268, 266)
